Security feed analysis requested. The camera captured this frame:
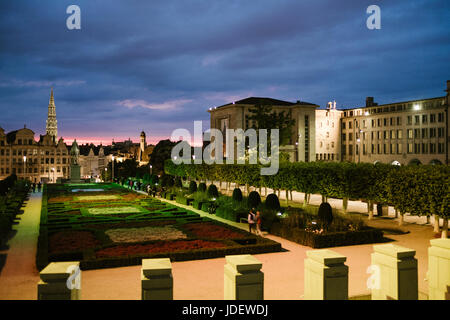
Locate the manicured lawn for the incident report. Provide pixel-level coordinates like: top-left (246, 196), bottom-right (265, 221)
top-left (37, 183), bottom-right (281, 270)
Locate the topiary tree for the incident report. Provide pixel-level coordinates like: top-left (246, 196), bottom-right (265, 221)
top-left (232, 188), bottom-right (243, 202)
top-left (265, 193), bottom-right (280, 211)
top-left (189, 181), bottom-right (197, 194)
top-left (248, 191), bottom-right (261, 209)
top-left (198, 182), bottom-right (207, 193)
top-left (318, 202), bottom-right (333, 231)
top-left (207, 184), bottom-right (219, 198)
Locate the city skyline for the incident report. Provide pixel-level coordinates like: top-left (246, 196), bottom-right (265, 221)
top-left (0, 1), bottom-right (449, 145)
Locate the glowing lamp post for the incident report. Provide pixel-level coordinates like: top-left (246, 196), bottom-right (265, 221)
top-left (111, 156), bottom-right (115, 182)
top-left (23, 156), bottom-right (27, 180)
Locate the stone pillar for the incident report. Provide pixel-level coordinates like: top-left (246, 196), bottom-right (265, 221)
top-left (141, 258), bottom-right (173, 300)
top-left (428, 239), bottom-right (450, 300)
top-left (37, 262), bottom-right (81, 300)
top-left (304, 249), bottom-right (348, 300)
top-left (224, 255), bottom-right (263, 300)
top-left (371, 244), bottom-right (418, 300)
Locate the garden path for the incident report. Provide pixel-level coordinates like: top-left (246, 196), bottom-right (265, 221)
top-left (0, 191), bottom-right (42, 299)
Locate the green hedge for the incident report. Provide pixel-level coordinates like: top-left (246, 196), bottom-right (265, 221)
top-left (270, 222), bottom-right (384, 248)
top-left (165, 160), bottom-right (449, 219)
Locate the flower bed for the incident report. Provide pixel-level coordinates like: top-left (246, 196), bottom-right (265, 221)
top-left (96, 240), bottom-right (227, 258)
top-left (37, 183), bottom-right (282, 271)
top-left (49, 231), bottom-right (101, 254)
top-left (105, 226), bottom-right (187, 243)
top-left (85, 206), bottom-right (143, 215)
top-left (183, 222), bottom-right (247, 239)
top-left (75, 195), bottom-right (121, 201)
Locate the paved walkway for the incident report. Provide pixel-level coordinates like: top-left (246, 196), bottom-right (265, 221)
top-left (0, 191), bottom-right (42, 300)
top-left (0, 186), bottom-right (439, 300)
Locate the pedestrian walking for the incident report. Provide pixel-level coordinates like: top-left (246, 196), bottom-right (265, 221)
top-left (255, 210), bottom-right (263, 236)
top-left (248, 208), bottom-right (256, 234)
top-left (37, 182), bottom-right (42, 192)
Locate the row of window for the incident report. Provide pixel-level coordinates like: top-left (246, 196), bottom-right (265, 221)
top-left (0, 157), bottom-right (69, 165)
top-left (342, 143), bottom-right (445, 155)
top-left (316, 153), bottom-right (338, 161)
top-left (0, 148), bottom-right (68, 156)
top-left (342, 100), bottom-right (444, 117)
top-left (342, 127), bottom-right (446, 141)
top-left (342, 112), bottom-right (445, 129)
top-left (0, 166), bottom-right (67, 175)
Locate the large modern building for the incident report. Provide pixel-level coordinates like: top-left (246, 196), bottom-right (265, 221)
top-left (208, 80), bottom-right (449, 165)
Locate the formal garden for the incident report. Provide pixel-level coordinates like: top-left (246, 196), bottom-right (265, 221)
top-left (36, 183), bottom-right (281, 270)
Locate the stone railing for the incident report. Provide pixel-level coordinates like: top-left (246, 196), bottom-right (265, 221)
top-left (37, 239), bottom-right (450, 300)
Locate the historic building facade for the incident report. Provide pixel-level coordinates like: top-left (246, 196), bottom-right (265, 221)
top-left (208, 97), bottom-right (319, 162)
top-left (0, 90), bottom-right (70, 182)
top-left (340, 81), bottom-right (449, 165)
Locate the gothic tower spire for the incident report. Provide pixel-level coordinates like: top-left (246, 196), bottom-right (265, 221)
top-left (46, 87), bottom-right (58, 139)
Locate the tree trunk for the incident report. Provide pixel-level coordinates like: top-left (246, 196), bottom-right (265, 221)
top-left (343, 197), bottom-right (348, 213)
top-left (434, 214), bottom-right (440, 233)
top-left (265, 187), bottom-right (267, 196)
top-left (368, 201), bottom-right (374, 220)
top-left (285, 190), bottom-right (289, 205)
top-left (290, 190), bottom-right (293, 201)
top-left (398, 213), bottom-right (404, 226)
top-left (303, 193), bottom-right (308, 208)
top-left (426, 215), bottom-right (430, 225)
top-left (246, 184), bottom-right (249, 195)
top-left (442, 217), bottom-right (448, 239)
top-left (394, 208), bottom-right (398, 218)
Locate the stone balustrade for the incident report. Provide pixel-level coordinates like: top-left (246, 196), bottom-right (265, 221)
top-left (37, 261), bottom-right (81, 300)
top-left (304, 249), bottom-right (348, 300)
top-left (36, 240), bottom-right (450, 300)
top-left (141, 258), bottom-right (173, 300)
top-left (224, 254), bottom-right (264, 300)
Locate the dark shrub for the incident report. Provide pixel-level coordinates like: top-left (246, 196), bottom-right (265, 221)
top-left (189, 181), bottom-right (197, 194)
top-left (198, 183), bottom-right (207, 192)
top-left (232, 188), bottom-right (243, 202)
top-left (265, 193), bottom-right (280, 211)
top-left (207, 184), bottom-right (219, 198)
top-left (174, 176), bottom-right (182, 188)
top-left (160, 175), bottom-right (174, 188)
top-left (248, 191), bottom-right (261, 209)
top-left (318, 202), bottom-right (333, 230)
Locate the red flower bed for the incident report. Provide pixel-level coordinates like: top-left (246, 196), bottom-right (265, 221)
top-left (49, 231), bottom-right (101, 254)
top-left (86, 220), bottom-right (177, 230)
top-left (183, 222), bottom-right (247, 239)
top-left (96, 240), bottom-right (226, 258)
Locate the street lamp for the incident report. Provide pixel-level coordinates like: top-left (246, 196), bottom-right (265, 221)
top-left (23, 156), bottom-right (27, 180)
top-left (111, 155), bottom-right (115, 182)
top-left (150, 165), bottom-right (152, 175)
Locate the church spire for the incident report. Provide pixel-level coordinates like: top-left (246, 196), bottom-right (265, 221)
top-left (46, 87), bottom-right (58, 139)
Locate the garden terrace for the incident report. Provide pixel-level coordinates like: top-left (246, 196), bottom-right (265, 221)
top-left (36, 183), bottom-right (281, 270)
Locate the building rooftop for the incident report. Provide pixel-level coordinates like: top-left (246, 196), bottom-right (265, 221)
top-left (213, 97), bottom-right (317, 109)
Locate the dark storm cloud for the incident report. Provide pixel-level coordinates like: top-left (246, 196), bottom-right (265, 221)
top-left (0, 0), bottom-right (449, 143)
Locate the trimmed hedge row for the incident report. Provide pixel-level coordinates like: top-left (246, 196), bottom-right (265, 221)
top-left (165, 160), bottom-right (449, 219)
top-left (270, 222), bottom-right (384, 248)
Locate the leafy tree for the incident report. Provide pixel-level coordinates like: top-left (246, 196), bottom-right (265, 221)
top-left (150, 139), bottom-right (179, 176)
top-left (246, 104), bottom-right (295, 146)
